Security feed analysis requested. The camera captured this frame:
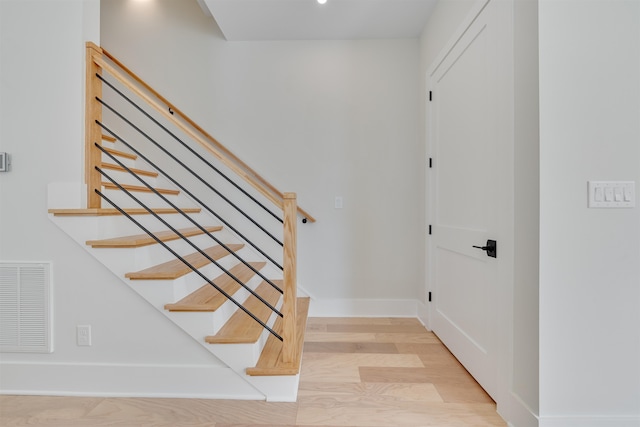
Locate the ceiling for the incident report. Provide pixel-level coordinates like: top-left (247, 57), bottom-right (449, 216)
top-left (197, 0), bottom-right (438, 41)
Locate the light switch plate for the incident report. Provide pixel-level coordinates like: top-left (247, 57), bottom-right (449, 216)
top-left (588, 181), bottom-right (635, 208)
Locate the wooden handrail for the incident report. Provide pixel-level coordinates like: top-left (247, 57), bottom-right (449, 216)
top-left (97, 45), bottom-right (316, 223)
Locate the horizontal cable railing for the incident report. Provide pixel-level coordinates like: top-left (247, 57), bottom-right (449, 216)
top-left (94, 184), bottom-right (283, 342)
top-left (96, 73), bottom-right (284, 227)
top-left (94, 140), bottom-right (283, 294)
top-left (84, 42), bottom-right (303, 363)
top-left (96, 109), bottom-right (284, 272)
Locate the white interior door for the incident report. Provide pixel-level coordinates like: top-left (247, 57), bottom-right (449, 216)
top-left (427, 0), bottom-right (512, 400)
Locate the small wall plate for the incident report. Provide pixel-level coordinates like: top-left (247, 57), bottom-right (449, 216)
top-left (588, 181), bottom-right (635, 208)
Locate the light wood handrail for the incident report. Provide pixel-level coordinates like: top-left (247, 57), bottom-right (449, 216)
top-left (98, 46), bottom-right (316, 223)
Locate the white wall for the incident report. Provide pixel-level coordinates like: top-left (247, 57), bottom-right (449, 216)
top-left (539, 1), bottom-right (640, 426)
top-left (100, 0), bottom-right (423, 314)
top-left (0, 0), bottom-right (234, 397)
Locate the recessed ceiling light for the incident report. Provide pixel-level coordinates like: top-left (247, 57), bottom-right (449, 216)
top-left (317, 0), bottom-right (327, 4)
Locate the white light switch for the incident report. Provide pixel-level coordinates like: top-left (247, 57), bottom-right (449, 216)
top-left (605, 187), bottom-right (614, 202)
top-left (335, 196), bottom-right (343, 209)
top-left (615, 187), bottom-right (623, 202)
top-left (594, 186), bottom-right (604, 202)
top-left (588, 181), bottom-right (635, 208)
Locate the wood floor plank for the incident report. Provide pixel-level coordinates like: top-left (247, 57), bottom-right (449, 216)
top-left (358, 366), bottom-right (436, 384)
top-left (297, 382), bottom-right (444, 403)
top-left (87, 226), bottom-right (222, 248)
top-left (164, 262), bottom-right (266, 312)
top-left (305, 331), bottom-right (440, 344)
top-left (303, 341), bottom-right (398, 354)
top-left (86, 398), bottom-right (297, 426)
top-left (326, 323), bottom-right (430, 334)
top-left (296, 399), bottom-right (505, 427)
top-left (0, 395), bottom-right (104, 421)
top-left (125, 244), bottom-right (243, 280)
top-left (396, 342), bottom-right (456, 355)
top-left (299, 353), bottom-right (424, 384)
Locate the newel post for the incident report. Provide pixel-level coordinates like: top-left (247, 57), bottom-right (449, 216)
top-left (281, 192), bottom-right (298, 365)
top-left (85, 42), bottom-right (103, 209)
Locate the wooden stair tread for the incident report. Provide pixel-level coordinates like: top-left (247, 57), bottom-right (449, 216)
top-left (165, 262), bottom-right (266, 312)
top-left (102, 134), bottom-right (116, 143)
top-left (246, 297), bottom-right (310, 376)
top-left (103, 147), bottom-right (137, 160)
top-left (205, 281), bottom-right (283, 344)
top-left (125, 244), bottom-right (244, 280)
top-left (101, 162), bottom-right (158, 177)
top-left (102, 182), bottom-right (180, 195)
top-left (86, 226), bottom-right (222, 248)
top-left (48, 207), bottom-right (201, 216)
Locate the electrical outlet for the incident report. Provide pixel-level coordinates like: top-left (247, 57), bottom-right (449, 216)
top-left (77, 325), bottom-right (92, 346)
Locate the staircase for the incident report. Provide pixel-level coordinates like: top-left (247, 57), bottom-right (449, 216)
top-left (47, 43), bottom-right (313, 402)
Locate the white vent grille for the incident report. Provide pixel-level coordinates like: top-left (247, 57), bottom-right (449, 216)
top-left (0, 262), bottom-right (52, 353)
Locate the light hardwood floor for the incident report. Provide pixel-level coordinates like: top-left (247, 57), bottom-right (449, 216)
top-left (0, 318), bottom-right (506, 426)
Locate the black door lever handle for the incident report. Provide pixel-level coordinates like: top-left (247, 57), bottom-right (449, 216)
top-left (472, 239), bottom-right (497, 258)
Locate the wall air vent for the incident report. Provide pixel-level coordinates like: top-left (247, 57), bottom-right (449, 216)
top-left (0, 262), bottom-right (53, 353)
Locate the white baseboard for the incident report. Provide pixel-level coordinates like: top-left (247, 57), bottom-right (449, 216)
top-left (0, 362), bottom-right (264, 400)
top-left (307, 297), bottom-right (421, 318)
top-left (538, 416), bottom-right (640, 427)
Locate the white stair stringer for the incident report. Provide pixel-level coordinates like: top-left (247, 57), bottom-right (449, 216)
top-left (47, 207), bottom-right (301, 402)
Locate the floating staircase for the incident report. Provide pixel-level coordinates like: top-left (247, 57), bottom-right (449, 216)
top-left (49, 132), bottom-right (310, 401)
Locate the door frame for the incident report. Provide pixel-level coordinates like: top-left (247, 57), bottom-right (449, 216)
top-left (424, 0), bottom-right (515, 415)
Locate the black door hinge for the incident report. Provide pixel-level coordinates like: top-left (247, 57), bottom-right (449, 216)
top-left (429, 158), bottom-right (433, 168)
top-left (429, 91), bottom-right (432, 101)
top-left (428, 291), bottom-right (432, 302)
top-left (428, 225), bottom-right (432, 235)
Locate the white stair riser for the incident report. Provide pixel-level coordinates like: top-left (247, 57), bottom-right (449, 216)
top-left (52, 212), bottom-right (215, 240)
